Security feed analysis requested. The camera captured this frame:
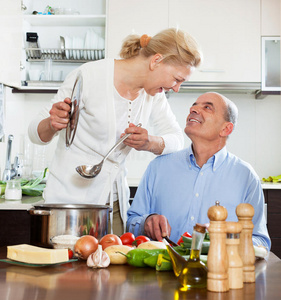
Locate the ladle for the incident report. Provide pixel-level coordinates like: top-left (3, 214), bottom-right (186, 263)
top-left (76, 123), bottom-right (142, 179)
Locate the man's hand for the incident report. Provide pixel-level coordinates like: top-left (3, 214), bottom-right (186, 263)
top-left (144, 214), bottom-right (171, 241)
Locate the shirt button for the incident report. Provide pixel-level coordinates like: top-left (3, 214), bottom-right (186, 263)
top-left (114, 164), bottom-right (118, 169)
top-left (213, 168), bottom-right (216, 171)
top-left (201, 172), bottom-right (203, 176)
top-left (195, 193), bottom-right (199, 197)
top-left (189, 164), bottom-right (191, 168)
top-left (191, 216), bottom-right (194, 221)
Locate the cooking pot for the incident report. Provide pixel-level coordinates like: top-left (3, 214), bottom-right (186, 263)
top-left (28, 204), bottom-right (112, 248)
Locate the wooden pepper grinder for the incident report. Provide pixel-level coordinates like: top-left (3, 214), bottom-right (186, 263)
top-left (236, 203), bottom-right (255, 283)
top-left (226, 221), bottom-right (243, 289)
top-left (207, 201), bottom-right (229, 292)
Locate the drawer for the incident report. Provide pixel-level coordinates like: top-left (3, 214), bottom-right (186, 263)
top-left (270, 238), bottom-right (281, 259)
top-left (267, 214), bottom-right (281, 237)
top-left (267, 190), bottom-right (281, 213)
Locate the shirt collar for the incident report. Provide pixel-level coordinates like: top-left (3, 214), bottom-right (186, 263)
top-left (187, 145), bottom-right (228, 171)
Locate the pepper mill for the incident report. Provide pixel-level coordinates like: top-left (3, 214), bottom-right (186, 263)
top-left (236, 203), bottom-right (255, 283)
top-left (226, 221), bottom-right (243, 289)
top-left (207, 201), bottom-right (229, 292)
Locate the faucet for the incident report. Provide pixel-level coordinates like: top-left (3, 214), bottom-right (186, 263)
top-left (2, 135), bottom-right (20, 181)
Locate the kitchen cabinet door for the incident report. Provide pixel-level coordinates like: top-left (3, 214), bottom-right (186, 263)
top-left (0, 0), bottom-right (22, 88)
top-left (0, 0), bottom-right (106, 90)
top-left (106, 0), bottom-right (169, 59)
top-left (261, 0), bottom-right (280, 36)
top-left (169, 0), bottom-right (261, 83)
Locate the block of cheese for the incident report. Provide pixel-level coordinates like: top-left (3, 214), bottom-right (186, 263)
top-left (7, 244), bottom-right (69, 264)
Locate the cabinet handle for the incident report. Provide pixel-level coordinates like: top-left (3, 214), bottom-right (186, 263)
top-left (21, 2), bottom-right (27, 11)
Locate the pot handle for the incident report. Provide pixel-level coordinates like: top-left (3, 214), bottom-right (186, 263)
top-left (28, 208), bottom-right (52, 216)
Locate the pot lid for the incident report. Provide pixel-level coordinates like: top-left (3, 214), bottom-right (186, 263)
top-left (65, 72), bottom-right (83, 148)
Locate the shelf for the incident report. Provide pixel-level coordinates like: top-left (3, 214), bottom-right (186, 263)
top-left (23, 15), bottom-right (106, 27)
top-left (12, 87), bottom-right (59, 94)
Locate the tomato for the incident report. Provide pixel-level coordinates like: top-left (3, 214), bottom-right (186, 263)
top-left (68, 249), bottom-right (74, 259)
top-left (99, 234), bottom-right (122, 250)
top-left (133, 235), bottom-right (150, 247)
top-left (120, 232), bottom-right (135, 246)
top-left (177, 232), bottom-right (192, 245)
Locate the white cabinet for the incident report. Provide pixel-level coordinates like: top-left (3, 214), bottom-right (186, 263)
top-left (107, 0), bottom-right (261, 83)
top-left (0, 1), bottom-right (22, 87)
top-left (169, 0), bottom-right (261, 83)
top-left (106, 0), bottom-right (169, 58)
top-left (261, 0), bottom-right (280, 36)
top-left (0, 0), bottom-right (106, 89)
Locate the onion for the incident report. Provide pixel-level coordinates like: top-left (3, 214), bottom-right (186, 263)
top-left (74, 235), bottom-right (98, 260)
top-left (99, 234), bottom-right (122, 250)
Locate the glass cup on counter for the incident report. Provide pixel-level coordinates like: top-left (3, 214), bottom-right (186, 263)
top-left (5, 180), bottom-right (22, 201)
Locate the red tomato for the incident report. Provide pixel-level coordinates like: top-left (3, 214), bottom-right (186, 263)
top-left (133, 235), bottom-right (150, 247)
top-left (177, 232), bottom-right (192, 245)
top-left (68, 249), bottom-right (74, 259)
top-left (120, 232), bottom-right (135, 246)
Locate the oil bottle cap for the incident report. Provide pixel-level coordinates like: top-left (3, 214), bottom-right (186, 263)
top-left (194, 223), bottom-right (206, 234)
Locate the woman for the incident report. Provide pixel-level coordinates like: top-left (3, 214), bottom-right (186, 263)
top-left (28, 28), bottom-right (202, 234)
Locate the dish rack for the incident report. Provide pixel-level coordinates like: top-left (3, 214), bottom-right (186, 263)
top-left (25, 48), bottom-right (105, 62)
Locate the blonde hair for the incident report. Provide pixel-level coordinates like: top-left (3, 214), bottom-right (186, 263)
top-left (119, 28), bottom-right (202, 68)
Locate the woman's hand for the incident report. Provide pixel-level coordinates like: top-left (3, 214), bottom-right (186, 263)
top-left (38, 98), bottom-right (71, 142)
top-left (122, 123), bottom-right (165, 155)
top-left (49, 98), bottom-right (72, 131)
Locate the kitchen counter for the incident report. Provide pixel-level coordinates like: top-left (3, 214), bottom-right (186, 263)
top-left (0, 195), bottom-right (44, 210)
top-left (0, 247), bottom-right (280, 300)
top-left (261, 182), bottom-right (281, 189)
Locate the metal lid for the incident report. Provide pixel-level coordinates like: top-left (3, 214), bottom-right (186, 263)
top-left (65, 72), bottom-right (83, 148)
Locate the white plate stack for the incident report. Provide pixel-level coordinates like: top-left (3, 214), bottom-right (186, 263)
top-left (62, 30), bottom-right (105, 61)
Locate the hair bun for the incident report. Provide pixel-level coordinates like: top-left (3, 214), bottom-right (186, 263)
top-left (140, 34), bottom-right (151, 48)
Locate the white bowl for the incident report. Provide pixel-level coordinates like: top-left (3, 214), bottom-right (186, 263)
top-left (51, 235), bottom-right (80, 251)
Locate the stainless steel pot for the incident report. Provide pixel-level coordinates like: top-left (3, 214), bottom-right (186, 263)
top-left (29, 204), bottom-right (112, 248)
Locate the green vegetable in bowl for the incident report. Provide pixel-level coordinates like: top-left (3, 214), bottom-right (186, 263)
top-left (0, 168), bottom-right (48, 197)
top-left (21, 168), bottom-right (48, 196)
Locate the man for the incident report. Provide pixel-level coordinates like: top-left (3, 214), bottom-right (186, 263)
top-left (127, 92), bottom-right (271, 251)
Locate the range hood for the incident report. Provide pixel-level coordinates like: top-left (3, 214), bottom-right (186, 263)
top-left (179, 81), bottom-right (262, 96)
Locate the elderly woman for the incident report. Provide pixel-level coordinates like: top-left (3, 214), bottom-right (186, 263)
top-left (28, 28), bottom-right (202, 234)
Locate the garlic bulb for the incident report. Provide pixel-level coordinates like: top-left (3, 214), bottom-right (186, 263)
top-left (87, 245), bottom-right (110, 268)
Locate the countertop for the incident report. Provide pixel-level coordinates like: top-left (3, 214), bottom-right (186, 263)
top-left (0, 195), bottom-right (44, 210)
top-left (0, 247), bottom-right (280, 300)
top-left (261, 182), bottom-right (281, 189)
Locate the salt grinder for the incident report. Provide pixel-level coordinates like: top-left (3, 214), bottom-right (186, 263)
top-left (236, 203), bottom-right (255, 283)
top-left (226, 221), bottom-right (243, 289)
top-left (207, 201), bottom-right (229, 292)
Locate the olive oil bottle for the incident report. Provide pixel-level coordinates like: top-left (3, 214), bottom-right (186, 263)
top-left (167, 224), bottom-right (208, 289)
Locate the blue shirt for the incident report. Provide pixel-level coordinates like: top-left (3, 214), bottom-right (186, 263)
top-left (127, 146), bottom-right (271, 251)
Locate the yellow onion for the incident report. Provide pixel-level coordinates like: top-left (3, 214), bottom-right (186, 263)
top-left (74, 235), bottom-right (98, 260)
